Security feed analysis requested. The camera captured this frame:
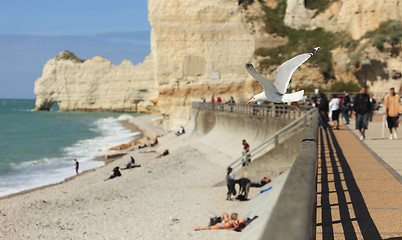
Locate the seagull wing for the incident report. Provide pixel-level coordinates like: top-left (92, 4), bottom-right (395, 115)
top-left (245, 62), bottom-right (280, 95)
top-left (274, 47), bottom-right (320, 94)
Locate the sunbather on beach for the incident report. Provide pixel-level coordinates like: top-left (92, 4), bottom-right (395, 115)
top-left (194, 212), bottom-right (244, 231)
top-left (194, 213), bottom-right (258, 232)
top-left (176, 126), bottom-right (185, 136)
top-left (150, 137), bottom-right (158, 147)
top-left (251, 177), bottom-right (271, 187)
top-left (157, 149), bottom-right (169, 158)
top-left (138, 143), bottom-right (148, 149)
top-left (105, 166), bottom-right (121, 180)
top-left (122, 156), bottom-right (141, 169)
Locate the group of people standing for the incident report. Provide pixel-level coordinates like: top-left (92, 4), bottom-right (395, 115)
top-left (226, 167), bottom-right (252, 201)
top-left (225, 139), bottom-right (271, 201)
top-left (317, 87), bottom-right (401, 141)
top-left (208, 96), bottom-right (236, 104)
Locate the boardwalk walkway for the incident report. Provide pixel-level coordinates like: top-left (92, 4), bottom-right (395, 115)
top-left (316, 115), bottom-right (402, 239)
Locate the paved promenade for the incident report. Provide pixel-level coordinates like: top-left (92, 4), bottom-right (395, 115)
top-left (316, 114), bottom-right (402, 239)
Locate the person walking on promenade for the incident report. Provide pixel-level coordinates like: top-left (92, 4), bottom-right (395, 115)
top-left (226, 167), bottom-right (236, 200)
top-left (74, 159), bottom-right (79, 175)
top-left (318, 93), bottom-right (329, 128)
top-left (383, 87), bottom-right (401, 140)
top-left (341, 90), bottom-right (351, 124)
top-left (369, 93), bottom-right (377, 122)
top-left (329, 94), bottom-right (341, 129)
top-left (354, 87), bottom-right (371, 141)
top-left (227, 96), bottom-right (235, 112)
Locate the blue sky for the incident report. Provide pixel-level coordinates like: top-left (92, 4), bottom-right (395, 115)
top-left (0, 1), bottom-right (151, 99)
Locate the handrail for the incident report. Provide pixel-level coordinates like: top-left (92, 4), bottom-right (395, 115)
top-left (227, 108), bottom-right (316, 170)
top-left (192, 102), bottom-right (312, 119)
top-left (261, 109), bottom-right (319, 240)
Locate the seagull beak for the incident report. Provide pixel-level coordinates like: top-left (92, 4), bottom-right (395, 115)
top-left (247, 100), bottom-right (252, 104)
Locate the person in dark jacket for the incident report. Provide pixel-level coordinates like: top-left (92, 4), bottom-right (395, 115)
top-left (341, 90), bottom-right (352, 124)
top-left (235, 178), bottom-right (251, 200)
top-left (354, 87), bottom-right (371, 140)
top-left (318, 93), bottom-right (329, 128)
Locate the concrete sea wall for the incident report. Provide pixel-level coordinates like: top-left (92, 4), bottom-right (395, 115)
top-left (191, 108), bottom-right (318, 239)
top-left (192, 109), bottom-right (306, 179)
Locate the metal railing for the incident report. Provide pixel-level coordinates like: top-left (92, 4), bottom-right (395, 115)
top-left (226, 108), bottom-right (316, 170)
top-left (261, 110), bottom-right (319, 240)
top-left (192, 102), bottom-right (313, 119)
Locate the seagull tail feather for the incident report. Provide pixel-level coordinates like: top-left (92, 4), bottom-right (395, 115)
top-left (281, 90), bottom-right (305, 103)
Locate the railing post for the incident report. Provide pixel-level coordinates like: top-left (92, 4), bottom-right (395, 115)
top-left (274, 135), bottom-right (279, 146)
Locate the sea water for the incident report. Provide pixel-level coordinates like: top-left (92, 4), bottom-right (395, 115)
top-left (0, 99), bottom-right (142, 197)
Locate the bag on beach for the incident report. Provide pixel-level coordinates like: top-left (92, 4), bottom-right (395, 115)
top-left (208, 216), bottom-right (221, 227)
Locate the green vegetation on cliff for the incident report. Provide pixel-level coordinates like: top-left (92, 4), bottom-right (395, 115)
top-left (261, 0), bottom-right (289, 37)
top-left (254, 0), bottom-right (401, 82)
top-left (257, 0), bottom-right (336, 79)
top-left (364, 20), bottom-right (402, 51)
top-left (56, 51), bottom-right (85, 63)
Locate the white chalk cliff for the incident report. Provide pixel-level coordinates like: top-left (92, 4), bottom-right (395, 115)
top-left (34, 0), bottom-right (401, 128)
top-left (34, 52), bottom-right (157, 112)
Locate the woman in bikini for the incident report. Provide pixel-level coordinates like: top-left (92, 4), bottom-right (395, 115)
top-left (194, 212), bottom-right (244, 231)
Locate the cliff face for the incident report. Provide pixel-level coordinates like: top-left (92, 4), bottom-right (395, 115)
top-left (285, 0), bottom-right (402, 40)
top-left (34, 0), bottom-right (401, 129)
top-left (34, 52), bottom-right (158, 112)
top-left (148, 0), bottom-right (256, 127)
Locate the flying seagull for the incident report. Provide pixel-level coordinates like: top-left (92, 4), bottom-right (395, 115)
top-left (246, 47), bottom-right (320, 104)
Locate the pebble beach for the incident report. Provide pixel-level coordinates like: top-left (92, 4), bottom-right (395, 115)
top-left (0, 113), bottom-right (253, 240)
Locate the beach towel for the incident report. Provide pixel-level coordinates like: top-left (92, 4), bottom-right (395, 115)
top-left (234, 216), bottom-right (259, 232)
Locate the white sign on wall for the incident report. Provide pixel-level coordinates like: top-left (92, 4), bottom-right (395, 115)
top-left (209, 72), bottom-right (220, 80)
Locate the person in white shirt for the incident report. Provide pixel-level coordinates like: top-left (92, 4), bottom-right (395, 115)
top-left (329, 94), bottom-right (341, 129)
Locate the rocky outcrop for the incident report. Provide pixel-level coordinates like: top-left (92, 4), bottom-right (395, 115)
top-left (34, 52), bottom-right (158, 112)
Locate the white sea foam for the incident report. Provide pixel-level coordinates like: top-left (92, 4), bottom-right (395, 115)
top-left (10, 157), bottom-right (54, 170)
top-left (0, 114), bottom-right (141, 198)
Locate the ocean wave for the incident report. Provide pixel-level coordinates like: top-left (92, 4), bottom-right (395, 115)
top-left (10, 157), bottom-right (55, 170)
top-left (65, 115), bottom-right (140, 161)
top-left (0, 113), bottom-right (141, 198)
